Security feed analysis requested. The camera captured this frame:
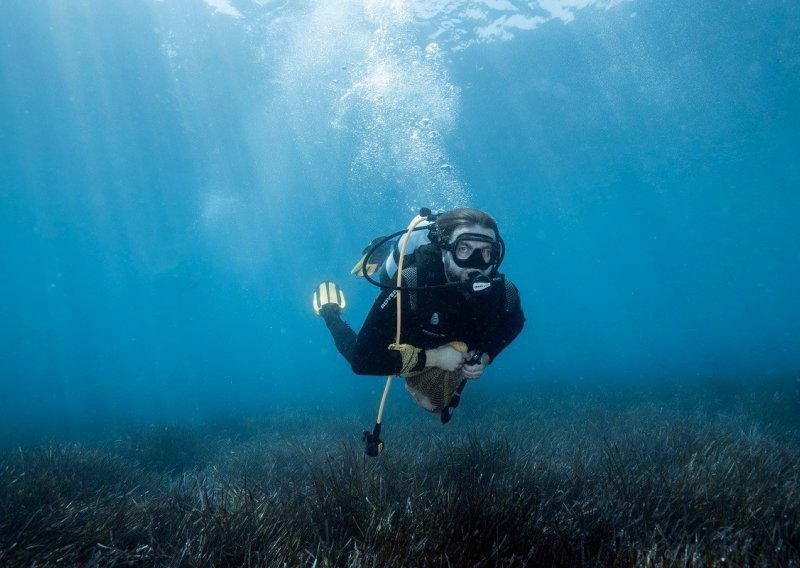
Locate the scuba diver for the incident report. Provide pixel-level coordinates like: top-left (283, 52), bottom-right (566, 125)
top-left (312, 208), bottom-right (525, 455)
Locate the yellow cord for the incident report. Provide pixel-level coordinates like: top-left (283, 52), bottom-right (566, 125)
top-left (375, 214), bottom-right (430, 426)
top-left (388, 343), bottom-right (421, 375)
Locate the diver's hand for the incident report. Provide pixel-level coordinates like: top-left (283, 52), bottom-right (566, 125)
top-left (425, 345), bottom-right (467, 372)
top-left (462, 352), bottom-right (490, 380)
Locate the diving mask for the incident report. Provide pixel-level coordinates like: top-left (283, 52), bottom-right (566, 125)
top-left (442, 233), bottom-right (501, 270)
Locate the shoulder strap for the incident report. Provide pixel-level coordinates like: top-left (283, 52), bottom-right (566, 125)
top-left (414, 244), bottom-right (445, 286)
top-left (412, 245), bottom-right (446, 317)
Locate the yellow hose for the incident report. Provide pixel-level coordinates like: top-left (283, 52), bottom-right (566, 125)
top-left (374, 214), bottom-right (431, 425)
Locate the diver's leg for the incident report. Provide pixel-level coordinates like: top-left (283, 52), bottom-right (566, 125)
top-left (319, 305), bottom-right (357, 363)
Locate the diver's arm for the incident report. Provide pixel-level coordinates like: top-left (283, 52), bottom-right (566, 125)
top-left (320, 307), bottom-right (358, 363)
top-left (350, 315), bottom-right (462, 373)
top-left (481, 280), bottom-right (526, 362)
top-left (349, 289), bottom-right (428, 376)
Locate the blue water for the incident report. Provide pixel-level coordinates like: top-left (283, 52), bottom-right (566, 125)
top-left (1, 0), bottom-right (798, 444)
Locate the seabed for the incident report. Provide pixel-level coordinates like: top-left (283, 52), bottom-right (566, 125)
top-left (1, 377), bottom-right (798, 567)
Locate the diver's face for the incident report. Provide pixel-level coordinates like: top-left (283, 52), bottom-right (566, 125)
top-left (442, 224), bottom-right (498, 283)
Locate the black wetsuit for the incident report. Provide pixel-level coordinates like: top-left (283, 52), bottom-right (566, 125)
top-left (322, 245), bottom-right (525, 376)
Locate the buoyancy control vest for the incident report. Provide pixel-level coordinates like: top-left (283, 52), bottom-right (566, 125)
top-left (402, 244), bottom-right (506, 350)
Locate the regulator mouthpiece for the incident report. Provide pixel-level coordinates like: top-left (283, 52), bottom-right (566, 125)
top-left (466, 274), bottom-right (493, 296)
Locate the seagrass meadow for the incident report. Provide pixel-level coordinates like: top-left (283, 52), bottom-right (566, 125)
top-left (2, 377), bottom-right (798, 567)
